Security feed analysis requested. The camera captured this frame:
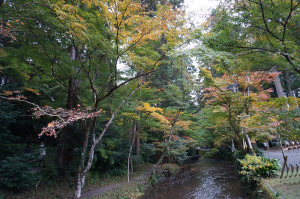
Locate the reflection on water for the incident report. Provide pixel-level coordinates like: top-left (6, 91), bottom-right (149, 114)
top-left (141, 159), bottom-right (248, 199)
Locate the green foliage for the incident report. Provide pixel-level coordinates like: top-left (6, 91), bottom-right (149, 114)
top-left (203, 148), bottom-right (219, 158)
top-left (140, 143), bottom-right (155, 163)
top-left (253, 146), bottom-right (264, 157)
top-left (149, 169), bottom-right (161, 185)
top-left (166, 164), bottom-right (179, 176)
top-left (0, 101), bottom-right (20, 160)
top-left (234, 150), bottom-right (246, 160)
top-left (41, 164), bottom-right (60, 180)
top-left (238, 155), bottom-right (281, 178)
top-left (235, 154), bottom-right (281, 198)
top-left (93, 124), bottom-right (130, 177)
top-left (215, 145), bottom-right (233, 161)
top-left (154, 136), bottom-right (195, 164)
top-left (0, 156), bottom-right (39, 189)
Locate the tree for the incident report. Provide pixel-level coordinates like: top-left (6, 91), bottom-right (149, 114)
top-left (2, 0), bottom-right (186, 197)
top-left (200, 65), bottom-right (276, 154)
top-left (203, 0), bottom-right (300, 74)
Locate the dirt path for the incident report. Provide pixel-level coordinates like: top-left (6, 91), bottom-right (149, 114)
top-left (81, 167), bottom-right (153, 199)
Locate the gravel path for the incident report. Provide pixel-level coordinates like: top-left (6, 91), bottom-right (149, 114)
top-left (81, 167), bottom-right (153, 198)
top-left (264, 148), bottom-right (300, 167)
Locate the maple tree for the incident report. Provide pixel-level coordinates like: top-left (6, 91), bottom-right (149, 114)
top-left (0, 0), bottom-right (186, 197)
top-left (200, 65), bottom-right (277, 154)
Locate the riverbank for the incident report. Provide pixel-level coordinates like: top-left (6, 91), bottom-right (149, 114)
top-left (82, 163), bottom-right (193, 198)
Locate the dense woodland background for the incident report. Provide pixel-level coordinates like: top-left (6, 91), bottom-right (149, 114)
top-left (1, 0), bottom-right (300, 198)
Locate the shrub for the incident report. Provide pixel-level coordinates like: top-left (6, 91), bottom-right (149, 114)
top-left (0, 156), bottom-right (39, 189)
top-left (166, 164), bottom-right (179, 176)
top-left (215, 145), bottom-right (233, 161)
top-left (236, 150), bottom-right (246, 159)
top-left (203, 148), bottom-right (219, 158)
top-left (253, 145), bottom-right (264, 157)
top-left (149, 169), bottom-right (161, 185)
top-left (41, 164), bottom-right (60, 180)
top-left (141, 143), bottom-right (155, 163)
top-left (238, 155), bottom-right (281, 178)
top-left (234, 153), bottom-right (281, 198)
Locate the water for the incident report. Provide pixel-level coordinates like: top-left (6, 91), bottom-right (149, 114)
top-left (141, 159), bottom-right (248, 199)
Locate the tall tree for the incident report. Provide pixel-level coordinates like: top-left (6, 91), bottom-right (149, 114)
top-left (203, 0), bottom-right (300, 74)
top-left (2, 0), bottom-right (186, 197)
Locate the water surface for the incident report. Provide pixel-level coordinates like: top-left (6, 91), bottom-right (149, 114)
top-left (142, 159), bottom-right (248, 199)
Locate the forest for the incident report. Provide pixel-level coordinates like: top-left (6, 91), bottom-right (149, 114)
top-left (1, 0), bottom-right (300, 198)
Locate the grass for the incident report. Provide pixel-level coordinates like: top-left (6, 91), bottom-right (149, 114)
top-left (94, 181), bottom-right (150, 199)
top-left (83, 163), bottom-right (153, 192)
top-left (262, 170), bottom-right (300, 199)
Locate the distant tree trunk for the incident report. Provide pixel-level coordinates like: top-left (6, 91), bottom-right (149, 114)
top-left (228, 109), bottom-right (247, 154)
top-left (231, 140), bottom-right (235, 152)
top-left (136, 112), bottom-right (140, 157)
top-left (285, 70), bottom-right (292, 96)
top-left (56, 45), bottom-right (79, 172)
top-left (272, 69), bottom-right (285, 97)
top-left (266, 138), bottom-right (270, 160)
top-left (244, 73), bottom-right (255, 155)
top-left (128, 122), bottom-right (137, 182)
top-left (130, 157), bottom-right (133, 172)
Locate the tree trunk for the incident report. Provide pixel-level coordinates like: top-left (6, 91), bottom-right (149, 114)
top-left (130, 157), bottom-right (133, 172)
top-left (56, 45), bottom-right (79, 172)
top-left (74, 173), bottom-right (83, 199)
top-left (234, 137), bottom-right (247, 153)
top-left (285, 70), bottom-right (292, 96)
top-left (229, 111), bottom-right (247, 154)
top-left (231, 140), bottom-right (235, 152)
top-left (273, 69), bottom-right (285, 97)
top-left (245, 133), bottom-right (255, 155)
top-left (128, 122), bottom-right (137, 182)
top-left (136, 119), bottom-right (140, 157)
top-left (73, 80), bottom-right (144, 198)
top-left (266, 139), bottom-right (270, 160)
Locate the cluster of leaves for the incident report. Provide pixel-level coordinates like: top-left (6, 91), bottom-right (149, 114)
top-left (233, 152), bottom-right (281, 198)
top-left (140, 143), bottom-right (155, 163)
top-left (252, 97), bottom-right (300, 140)
top-left (166, 163), bottom-right (180, 176)
top-left (238, 155), bottom-right (281, 178)
top-left (153, 135), bottom-right (196, 163)
top-left (35, 106), bottom-right (103, 138)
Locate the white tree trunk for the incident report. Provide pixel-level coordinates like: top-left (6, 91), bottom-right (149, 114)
top-left (73, 83), bottom-right (144, 198)
top-left (266, 139), bottom-right (270, 160)
top-left (74, 172), bottom-right (86, 199)
top-left (272, 69), bottom-right (285, 97)
top-left (231, 140), bottom-right (235, 152)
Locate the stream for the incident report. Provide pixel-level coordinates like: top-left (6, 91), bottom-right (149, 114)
top-left (141, 159), bottom-right (248, 199)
